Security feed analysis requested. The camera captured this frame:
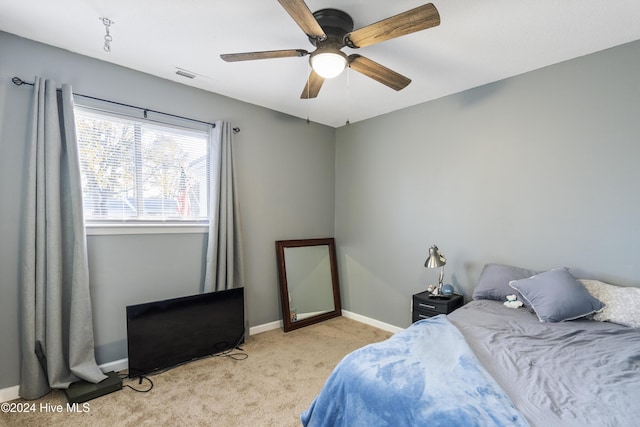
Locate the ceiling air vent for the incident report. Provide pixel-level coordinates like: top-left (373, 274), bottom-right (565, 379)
top-left (175, 68), bottom-right (196, 79)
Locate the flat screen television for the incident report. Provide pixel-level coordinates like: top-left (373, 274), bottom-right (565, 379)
top-left (126, 287), bottom-right (244, 378)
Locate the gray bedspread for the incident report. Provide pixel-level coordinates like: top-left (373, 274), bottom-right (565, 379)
top-left (448, 300), bottom-right (640, 427)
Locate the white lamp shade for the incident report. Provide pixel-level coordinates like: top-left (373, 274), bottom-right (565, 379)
top-left (310, 50), bottom-right (347, 79)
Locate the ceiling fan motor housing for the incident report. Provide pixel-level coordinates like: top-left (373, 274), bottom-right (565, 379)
top-left (309, 9), bottom-right (354, 49)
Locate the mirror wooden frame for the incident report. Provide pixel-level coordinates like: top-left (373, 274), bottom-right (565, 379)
top-left (276, 238), bottom-right (342, 332)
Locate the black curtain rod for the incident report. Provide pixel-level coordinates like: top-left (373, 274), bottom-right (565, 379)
top-left (11, 76), bottom-right (241, 133)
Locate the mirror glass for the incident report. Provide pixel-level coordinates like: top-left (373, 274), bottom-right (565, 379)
top-left (276, 238), bottom-right (342, 332)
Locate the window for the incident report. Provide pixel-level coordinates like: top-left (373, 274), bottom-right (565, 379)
top-left (74, 107), bottom-right (211, 225)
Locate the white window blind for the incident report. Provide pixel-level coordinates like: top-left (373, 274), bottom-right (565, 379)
top-left (74, 107), bottom-right (210, 224)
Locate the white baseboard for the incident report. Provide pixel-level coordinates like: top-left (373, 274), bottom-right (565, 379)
top-left (1, 311), bottom-right (400, 402)
top-left (247, 311), bottom-right (403, 335)
top-left (249, 320), bottom-right (281, 335)
top-left (341, 310), bottom-right (404, 334)
top-left (0, 385), bottom-right (20, 403)
top-left (100, 358), bottom-right (128, 374)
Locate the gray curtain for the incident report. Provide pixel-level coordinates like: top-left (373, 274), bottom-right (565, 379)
top-left (19, 78), bottom-right (106, 400)
top-left (203, 121), bottom-right (245, 292)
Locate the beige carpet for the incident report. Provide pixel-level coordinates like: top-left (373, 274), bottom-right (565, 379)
top-left (1, 317), bottom-right (392, 427)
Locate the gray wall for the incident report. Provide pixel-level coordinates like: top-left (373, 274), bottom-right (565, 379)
top-left (334, 40), bottom-right (640, 328)
top-left (2, 29), bottom-right (640, 390)
top-left (0, 32), bottom-right (336, 388)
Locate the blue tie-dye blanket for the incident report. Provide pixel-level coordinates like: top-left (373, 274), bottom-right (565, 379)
top-left (301, 315), bottom-right (529, 427)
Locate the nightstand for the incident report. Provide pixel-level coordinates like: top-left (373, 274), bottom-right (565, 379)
top-left (412, 291), bottom-right (464, 322)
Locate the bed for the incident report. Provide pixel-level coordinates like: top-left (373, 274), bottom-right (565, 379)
top-left (301, 265), bottom-right (640, 427)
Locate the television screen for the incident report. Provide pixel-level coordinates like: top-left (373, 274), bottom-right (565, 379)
top-left (126, 287), bottom-right (244, 378)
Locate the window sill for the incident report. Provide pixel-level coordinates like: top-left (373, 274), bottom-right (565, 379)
top-left (86, 223), bottom-right (209, 236)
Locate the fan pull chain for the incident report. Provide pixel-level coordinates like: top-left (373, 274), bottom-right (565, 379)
top-left (345, 67), bottom-right (351, 126)
top-left (100, 17), bottom-right (114, 52)
top-left (306, 63), bottom-right (311, 124)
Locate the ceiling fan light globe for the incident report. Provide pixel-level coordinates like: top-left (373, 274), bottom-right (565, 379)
top-left (310, 50), bottom-right (347, 79)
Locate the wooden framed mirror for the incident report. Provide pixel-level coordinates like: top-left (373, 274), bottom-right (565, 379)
top-left (276, 238), bottom-right (342, 332)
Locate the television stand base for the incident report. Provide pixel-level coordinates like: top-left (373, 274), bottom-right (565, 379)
top-left (65, 371), bottom-right (122, 403)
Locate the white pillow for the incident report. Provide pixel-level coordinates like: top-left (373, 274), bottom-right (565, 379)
top-left (580, 279), bottom-right (640, 328)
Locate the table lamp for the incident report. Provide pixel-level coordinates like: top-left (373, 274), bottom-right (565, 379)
top-left (425, 245), bottom-right (446, 295)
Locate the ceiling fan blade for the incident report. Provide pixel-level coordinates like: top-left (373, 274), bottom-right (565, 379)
top-left (345, 3), bottom-right (440, 49)
top-left (221, 49), bottom-right (309, 62)
top-left (300, 70), bottom-right (325, 99)
top-left (278, 0), bottom-right (326, 40)
top-left (348, 55), bottom-right (411, 91)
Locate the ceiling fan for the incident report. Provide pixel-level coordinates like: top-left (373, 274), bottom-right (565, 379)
top-left (220, 0), bottom-right (440, 99)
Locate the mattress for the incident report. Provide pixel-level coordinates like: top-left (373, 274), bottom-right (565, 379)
top-left (448, 300), bottom-right (640, 427)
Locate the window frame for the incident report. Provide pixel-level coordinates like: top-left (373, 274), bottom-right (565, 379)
top-left (74, 98), bottom-right (214, 235)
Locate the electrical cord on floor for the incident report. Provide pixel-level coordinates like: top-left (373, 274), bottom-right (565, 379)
top-left (116, 347), bottom-right (245, 393)
top-left (211, 330), bottom-right (249, 360)
top-left (118, 373), bottom-right (154, 393)
top-left (117, 331), bottom-right (247, 393)
top-left (212, 346), bottom-right (248, 361)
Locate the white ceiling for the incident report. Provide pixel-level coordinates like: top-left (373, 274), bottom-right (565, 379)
top-left (2, 1), bottom-right (640, 127)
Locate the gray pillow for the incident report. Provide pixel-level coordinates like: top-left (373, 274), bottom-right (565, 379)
top-left (509, 268), bottom-right (604, 322)
top-left (472, 263), bottom-right (538, 304)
